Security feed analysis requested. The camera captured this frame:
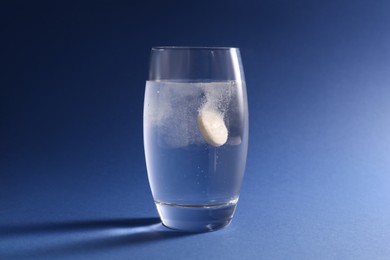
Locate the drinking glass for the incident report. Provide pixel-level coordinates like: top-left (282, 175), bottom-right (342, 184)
top-left (143, 47), bottom-right (248, 232)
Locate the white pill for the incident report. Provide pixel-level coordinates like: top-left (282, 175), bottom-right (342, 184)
top-left (197, 109), bottom-right (228, 147)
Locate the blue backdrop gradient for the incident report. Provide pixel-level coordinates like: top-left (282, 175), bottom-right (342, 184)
top-left (1, 0), bottom-right (390, 259)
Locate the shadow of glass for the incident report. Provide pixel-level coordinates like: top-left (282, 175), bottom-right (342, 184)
top-left (0, 217), bottom-right (162, 237)
top-left (40, 222), bottom-right (193, 257)
top-left (0, 217), bottom-right (196, 258)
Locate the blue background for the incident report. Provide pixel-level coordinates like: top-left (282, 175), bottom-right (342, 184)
top-left (1, 0), bottom-right (390, 259)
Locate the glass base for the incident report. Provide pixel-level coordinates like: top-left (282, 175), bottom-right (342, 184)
top-left (155, 199), bottom-right (238, 232)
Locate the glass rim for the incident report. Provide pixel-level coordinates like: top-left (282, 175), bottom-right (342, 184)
top-left (151, 46), bottom-right (239, 51)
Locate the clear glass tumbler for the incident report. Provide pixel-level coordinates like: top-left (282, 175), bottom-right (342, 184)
top-left (143, 47), bottom-right (248, 232)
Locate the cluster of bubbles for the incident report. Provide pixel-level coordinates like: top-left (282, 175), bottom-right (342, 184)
top-left (146, 81), bottom-right (235, 148)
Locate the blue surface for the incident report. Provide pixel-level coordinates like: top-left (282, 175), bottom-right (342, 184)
top-left (1, 0), bottom-right (390, 259)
